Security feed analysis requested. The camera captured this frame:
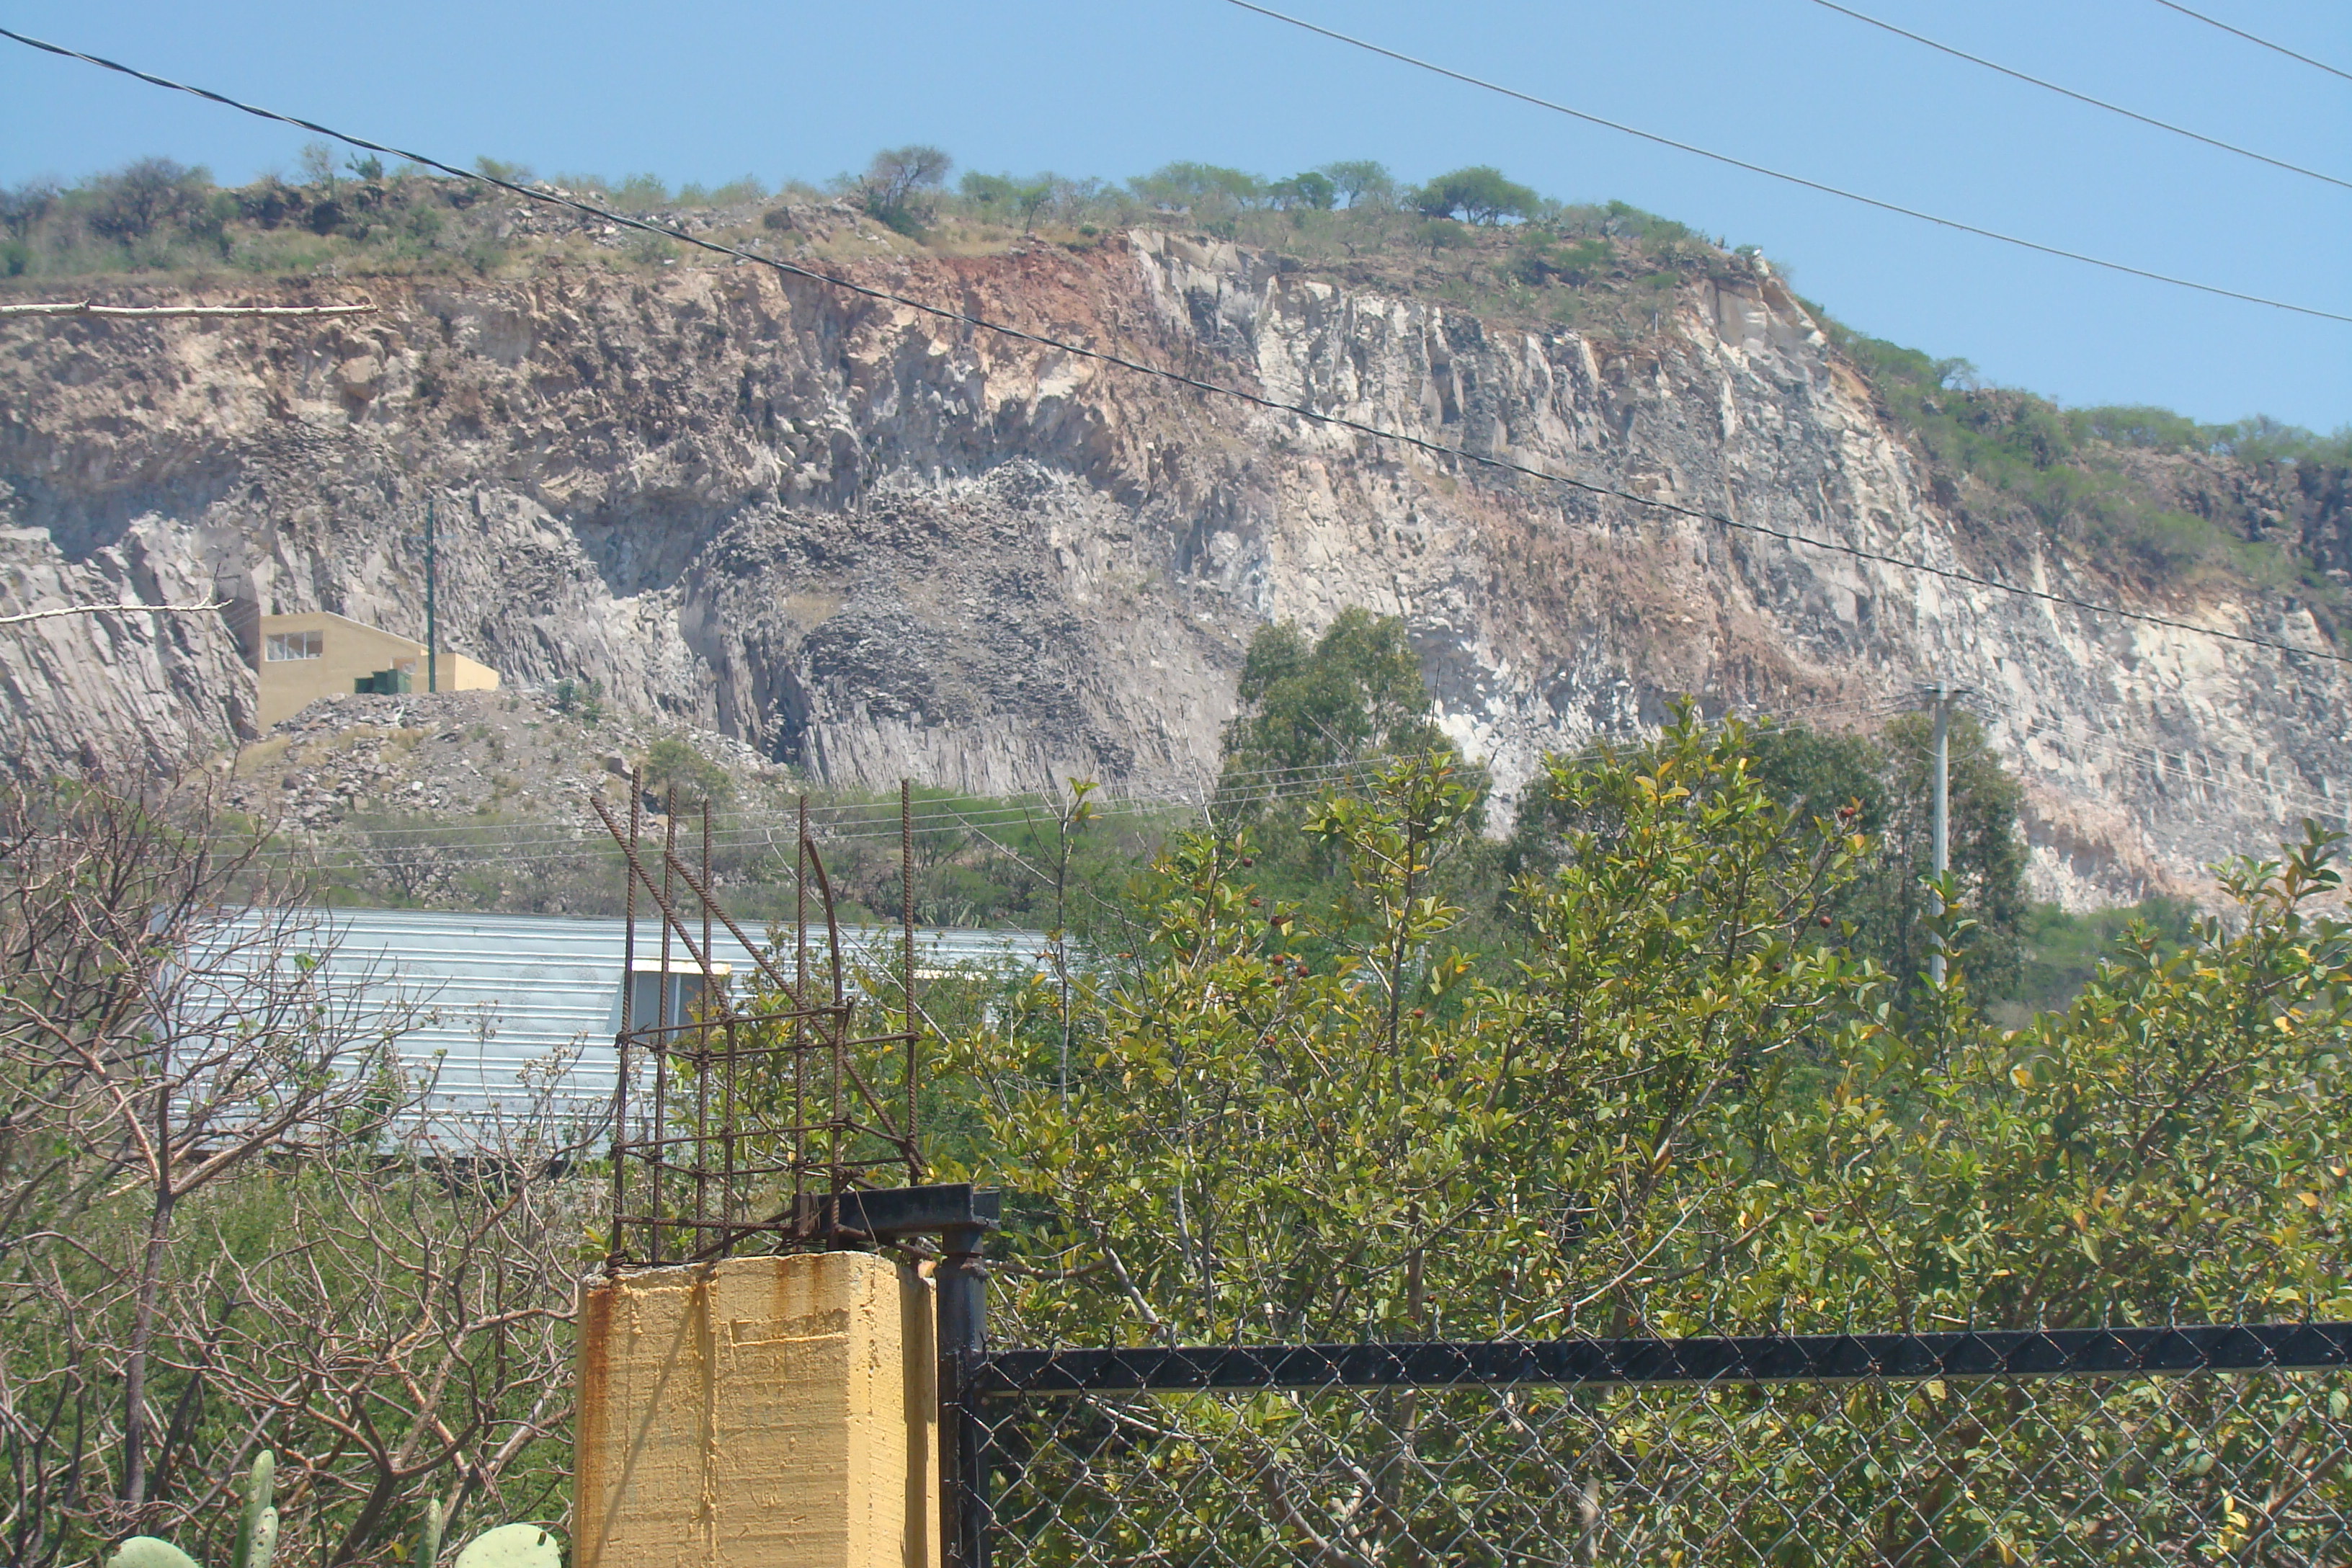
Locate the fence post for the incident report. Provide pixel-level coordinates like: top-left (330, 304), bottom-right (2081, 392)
top-left (939, 1221), bottom-right (991, 1568)
top-left (573, 1250), bottom-right (938, 1568)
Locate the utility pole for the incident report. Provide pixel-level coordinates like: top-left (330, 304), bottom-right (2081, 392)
top-left (1923, 680), bottom-right (1961, 986)
top-left (425, 500), bottom-right (440, 695)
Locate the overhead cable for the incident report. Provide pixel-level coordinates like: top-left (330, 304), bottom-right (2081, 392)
top-left (0, 600), bottom-right (223, 627)
top-left (0, 300), bottom-right (375, 319)
top-left (1807, 0), bottom-right (2352, 192)
top-left (257, 698), bottom-right (1905, 876)
top-left (1216, 0), bottom-right (2352, 323)
top-left (246, 693), bottom-right (1909, 858)
top-left (2147, 0), bottom-right (2352, 85)
top-left (3, 24), bottom-right (2347, 671)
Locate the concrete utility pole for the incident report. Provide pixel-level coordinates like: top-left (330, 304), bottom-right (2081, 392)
top-left (1927, 681), bottom-right (1953, 985)
top-left (425, 500), bottom-right (440, 695)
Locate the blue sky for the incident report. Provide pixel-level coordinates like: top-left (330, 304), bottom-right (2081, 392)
top-left (4, 0), bottom-right (2346, 429)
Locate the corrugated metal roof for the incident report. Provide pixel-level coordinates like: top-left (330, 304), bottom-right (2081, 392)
top-left (205, 908), bottom-right (1047, 1131)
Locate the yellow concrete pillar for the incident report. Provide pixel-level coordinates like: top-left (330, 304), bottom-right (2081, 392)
top-left (574, 1252), bottom-right (939, 1568)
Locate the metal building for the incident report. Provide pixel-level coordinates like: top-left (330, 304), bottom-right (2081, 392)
top-left (206, 906), bottom-right (1046, 1133)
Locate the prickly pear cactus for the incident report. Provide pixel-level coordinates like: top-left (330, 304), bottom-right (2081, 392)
top-left (232, 1449), bottom-right (278, 1568)
top-left (450, 1523), bottom-right (561, 1568)
top-left (416, 1497), bottom-right (447, 1568)
top-left (105, 1541), bottom-right (201, 1568)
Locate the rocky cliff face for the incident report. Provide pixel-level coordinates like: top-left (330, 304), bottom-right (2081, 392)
top-left (1, 233), bottom-right (2343, 904)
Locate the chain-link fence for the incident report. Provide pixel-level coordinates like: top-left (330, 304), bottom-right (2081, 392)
top-left (958, 1325), bottom-right (2352, 1567)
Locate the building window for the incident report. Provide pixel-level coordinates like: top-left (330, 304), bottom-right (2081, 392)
top-left (623, 967), bottom-right (727, 1033)
top-left (266, 631), bottom-right (323, 662)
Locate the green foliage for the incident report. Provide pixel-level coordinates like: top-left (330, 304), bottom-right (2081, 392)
top-left (1597, 197), bottom-right (1701, 244)
top-left (1511, 710), bottom-right (2030, 996)
top-left (1265, 170), bottom-right (1337, 210)
top-left (105, 1479), bottom-right (547, 1568)
top-left (1219, 611), bottom-right (1453, 797)
top-left (946, 755), bottom-right (1513, 1343)
top-left (232, 1451), bottom-right (277, 1568)
top-left (949, 713), bottom-right (2352, 1359)
top-left (946, 719), bottom-right (1881, 1344)
top-left (1760, 821), bottom-right (2352, 1330)
top-left (853, 145), bottom-right (952, 233)
top-left (87, 159), bottom-right (210, 242)
top-left (543, 171), bottom-right (772, 215)
top-left (0, 158), bottom-right (538, 281)
top-left (2004, 894), bottom-right (2199, 1020)
top-left (638, 736), bottom-right (734, 809)
top-left (1410, 165), bottom-right (1539, 224)
top-left (449, 1524), bottom-right (561, 1568)
top-left (107, 1543), bottom-right (201, 1568)
top-left (959, 172), bottom-right (1056, 230)
top-left (1739, 711), bottom-right (2028, 994)
top-left (1127, 161), bottom-right (1268, 215)
top-left (1827, 321), bottom-right (2351, 590)
top-left (622, 230), bottom-right (679, 267)
top-left (548, 677), bottom-right (602, 724)
top-left (1507, 234), bottom-right (1614, 285)
top-left (1316, 159), bottom-right (1395, 208)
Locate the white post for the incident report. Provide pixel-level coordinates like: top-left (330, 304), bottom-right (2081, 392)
top-left (1929, 682), bottom-right (1951, 986)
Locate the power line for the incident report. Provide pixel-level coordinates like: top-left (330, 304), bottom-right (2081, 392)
top-left (1218, 0), bottom-right (2352, 324)
top-left (254, 693), bottom-right (1910, 859)
top-left (1806, 0), bottom-right (2352, 192)
top-left (1992, 705), bottom-right (2350, 824)
top-left (0, 600), bottom-right (222, 628)
top-left (256, 692), bottom-right (2343, 885)
top-left (0, 300), bottom-right (375, 319)
top-left (2147, 0), bottom-right (2352, 85)
top-left (258, 748), bottom-right (1446, 845)
top-left (4, 26), bottom-right (2348, 673)
top-left (254, 697), bottom-right (1916, 877)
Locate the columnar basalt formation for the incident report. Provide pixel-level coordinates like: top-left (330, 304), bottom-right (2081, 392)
top-left (1, 233), bottom-right (2342, 903)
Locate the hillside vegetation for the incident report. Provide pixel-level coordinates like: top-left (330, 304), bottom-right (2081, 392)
top-left (7, 146), bottom-right (2343, 611)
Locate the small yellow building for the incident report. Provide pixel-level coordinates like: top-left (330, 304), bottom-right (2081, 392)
top-left (256, 610), bottom-right (498, 727)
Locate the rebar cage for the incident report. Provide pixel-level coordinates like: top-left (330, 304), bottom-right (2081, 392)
top-left (592, 778), bottom-right (924, 1268)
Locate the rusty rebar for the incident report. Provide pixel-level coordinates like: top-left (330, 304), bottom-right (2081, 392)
top-left (589, 777), bottom-right (925, 1267)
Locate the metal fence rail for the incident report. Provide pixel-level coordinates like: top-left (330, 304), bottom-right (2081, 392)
top-left (960, 1324), bottom-right (2352, 1567)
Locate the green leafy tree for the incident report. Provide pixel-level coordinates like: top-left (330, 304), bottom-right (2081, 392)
top-left (938, 724), bottom-right (2352, 1563)
top-left (87, 159), bottom-right (209, 243)
top-left (1316, 159), bottom-right (1395, 208)
top-left (638, 736), bottom-right (734, 811)
top-left (948, 716), bottom-right (1881, 1346)
top-left (1752, 821), bottom-right (2352, 1335)
top-left (1218, 611), bottom-right (1451, 803)
top-left (854, 145), bottom-right (952, 233)
top-left (1267, 170), bottom-right (1337, 210)
top-left (1871, 708), bottom-right (2028, 989)
top-left (959, 171), bottom-right (1055, 230)
top-left (473, 156), bottom-right (535, 185)
top-left (1409, 166), bottom-right (1538, 224)
top-left (1709, 712), bottom-right (2028, 994)
top-left (1127, 162), bottom-right (1266, 214)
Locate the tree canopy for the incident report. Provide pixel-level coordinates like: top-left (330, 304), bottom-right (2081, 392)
top-left (1219, 610), bottom-right (1454, 798)
top-left (949, 717), bottom-right (2352, 1348)
top-left (1411, 165), bottom-right (1541, 224)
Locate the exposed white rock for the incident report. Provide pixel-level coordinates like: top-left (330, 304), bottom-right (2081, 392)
top-left (0, 237), bottom-right (2342, 907)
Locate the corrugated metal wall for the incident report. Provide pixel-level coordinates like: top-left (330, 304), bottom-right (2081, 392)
top-left (202, 908), bottom-right (1047, 1133)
